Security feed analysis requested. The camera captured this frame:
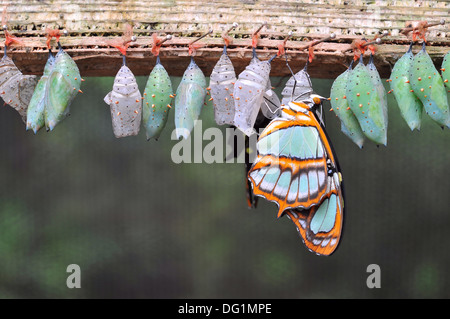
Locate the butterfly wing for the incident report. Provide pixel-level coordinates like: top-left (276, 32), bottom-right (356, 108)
top-left (285, 170), bottom-right (344, 256)
top-left (248, 106), bottom-right (331, 217)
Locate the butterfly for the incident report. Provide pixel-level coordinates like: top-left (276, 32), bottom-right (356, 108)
top-left (247, 95), bottom-right (344, 256)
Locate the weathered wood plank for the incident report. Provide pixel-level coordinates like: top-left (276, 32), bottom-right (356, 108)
top-left (1, 0), bottom-right (449, 78)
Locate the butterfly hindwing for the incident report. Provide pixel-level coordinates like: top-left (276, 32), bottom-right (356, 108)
top-left (285, 171), bottom-right (344, 256)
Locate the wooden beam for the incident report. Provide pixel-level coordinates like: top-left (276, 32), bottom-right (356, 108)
top-left (2, 0), bottom-right (449, 78)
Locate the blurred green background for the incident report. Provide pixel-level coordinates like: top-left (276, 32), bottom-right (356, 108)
top-left (0, 64), bottom-right (449, 299)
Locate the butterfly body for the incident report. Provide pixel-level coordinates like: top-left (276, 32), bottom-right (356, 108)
top-left (248, 100), bottom-right (344, 256)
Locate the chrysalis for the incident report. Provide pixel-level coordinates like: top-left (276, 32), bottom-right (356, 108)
top-left (409, 43), bottom-right (450, 128)
top-left (389, 44), bottom-right (423, 131)
top-left (366, 54), bottom-right (388, 136)
top-left (233, 53), bottom-right (273, 136)
top-left (44, 44), bottom-right (82, 131)
top-left (174, 57), bottom-right (207, 139)
top-left (143, 56), bottom-right (173, 141)
top-left (440, 51), bottom-right (449, 90)
top-left (104, 57), bottom-right (142, 138)
top-left (26, 50), bottom-right (55, 133)
top-left (0, 43), bottom-right (37, 123)
top-left (261, 79), bottom-right (281, 120)
top-left (346, 55), bottom-right (388, 146)
top-left (209, 45), bottom-right (237, 126)
top-left (330, 62), bottom-right (365, 148)
top-left (281, 65), bottom-right (314, 106)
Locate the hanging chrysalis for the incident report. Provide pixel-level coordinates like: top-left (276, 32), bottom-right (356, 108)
top-left (330, 61), bottom-right (365, 148)
top-left (45, 42), bottom-right (82, 131)
top-left (233, 52), bottom-right (274, 136)
top-left (174, 31), bottom-right (210, 139)
top-left (409, 43), bottom-right (450, 128)
top-left (389, 44), bottom-right (423, 131)
top-left (210, 24), bottom-right (238, 126)
top-left (143, 34), bottom-right (173, 140)
top-left (0, 16), bottom-right (37, 123)
top-left (261, 79), bottom-right (281, 120)
top-left (104, 27), bottom-right (142, 138)
top-left (442, 51), bottom-right (450, 90)
top-left (174, 57), bottom-right (207, 139)
top-left (281, 64), bottom-right (313, 106)
top-left (210, 46), bottom-right (237, 126)
top-left (26, 50), bottom-right (55, 133)
top-left (346, 55), bottom-right (388, 146)
top-left (366, 54), bottom-right (388, 137)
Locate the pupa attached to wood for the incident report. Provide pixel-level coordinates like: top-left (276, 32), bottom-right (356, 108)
top-left (103, 25), bottom-right (142, 138)
top-left (143, 34), bottom-right (174, 141)
top-left (174, 30), bottom-right (210, 139)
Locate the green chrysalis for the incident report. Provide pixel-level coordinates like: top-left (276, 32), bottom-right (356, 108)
top-left (330, 61), bottom-right (365, 148)
top-left (441, 51), bottom-right (449, 90)
top-left (26, 50), bottom-right (55, 133)
top-left (143, 56), bottom-right (173, 140)
top-left (389, 44), bottom-right (423, 131)
top-left (44, 46), bottom-right (82, 131)
top-left (346, 55), bottom-right (388, 146)
top-left (409, 43), bottom-right (450, 128)
top-left (174, 57), bottom-right (207, 140)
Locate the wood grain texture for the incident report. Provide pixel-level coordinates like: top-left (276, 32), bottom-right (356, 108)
top-left (2, 0), bottom-right (449, 78)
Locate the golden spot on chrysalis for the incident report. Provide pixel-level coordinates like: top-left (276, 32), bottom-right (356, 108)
top-left (115, 101), bottom-right (119, 104)
top-left (117, 112), bottom-right (121, 116)
top-left (418, 77), bottom-right (422, 81)
top-left (78, 90), bottom-right (83, 93)
top-left (152, 104), bottom-right (155, 108)
top-left (329, 108), bottom-right (333, 111)
top-left (405, 80), bottom-right (410, 83)
top-left (420, 88), bottom-right (424, 92)
top-left (167, 104), bottom-right (172, 108)
top-left (356, 93), bottom-right (360, 97)
top-left (209, 97), bottom-right (213, 101)
top-left (346, 107), bottom-right (350, 110)
top-left (359, 104), bottom-right (363, 108)
top-left (169, 94), bottom-right (174, 98)
top-left (152, 94), bottom-right (156, 98)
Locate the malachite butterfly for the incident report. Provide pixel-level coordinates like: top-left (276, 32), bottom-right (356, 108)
top-left (389, 43), bottom-right (423, 131)
top-left (346, 54), bottom-right (388, 146)
top-left (104, 56), bottom-right (142, 138)
top-left (248, 96), bottom-right (344, 256)
top-left (174, 57), bottom-right (207, 140)
top-left (442, 51), bottom-right (450, 90)
top-left (209, 45), bottom-right (237, 126)
top-left (409, 43), bottom-right (450, 128)
top-left (143, 55), bottom-right (173, 141)
top-left (330, 61), bottom-right (365, 148)
top-left (0, 49), bottom-right (37, 124)
top-left (26, 50), bottom-right (55, 133)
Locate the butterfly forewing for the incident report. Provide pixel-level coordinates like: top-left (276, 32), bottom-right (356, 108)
top-left (248, 104), bottom-right (331, 217)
